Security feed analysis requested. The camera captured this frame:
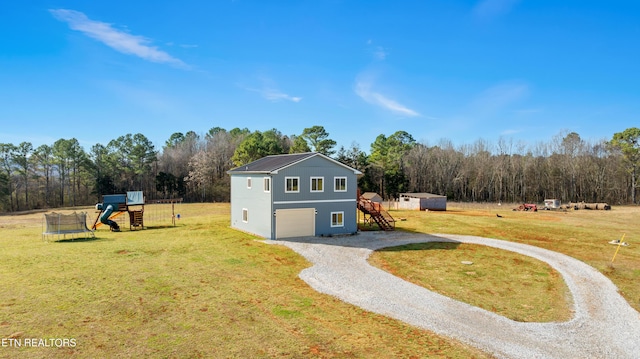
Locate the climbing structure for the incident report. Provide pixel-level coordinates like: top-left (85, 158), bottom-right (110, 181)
top-left (125, 191), bottom-right (144, 230)
top-left (92, 191), bottom-right (145, 231)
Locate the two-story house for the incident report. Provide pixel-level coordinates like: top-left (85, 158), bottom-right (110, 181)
top-left (228, 152), bottom-right (362, 239)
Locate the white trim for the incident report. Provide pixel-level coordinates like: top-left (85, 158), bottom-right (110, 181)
top-left (228, 152), bottom-right (362, 175)
top-left (331, 211), bottom-right (344, 227)
top-left (272, 152), bottom-right (362, 175)
top-left (263, 177), bottom-right (271, 193)
top-left (310, 176), bottom-right (324, 192)
top-left (334, 176), bottom-right (347, 192)
top-left (285, 176), bottom-right (300, 193)
top-left (273, 199), bottom-right (355, 205)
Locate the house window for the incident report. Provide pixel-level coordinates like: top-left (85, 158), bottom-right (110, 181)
top-left (242, 208), bottom-right (248, 223)
top-left (264, 177), bottom-right (270, 192)
top-left (285, 177), bottom-right (299, 193)
top-left (247, 177), bottom-right (252, 189)
top-left (310, 177), bottom-right (324, 192)
top-left (334, 177), bottom-right (347, 192)
top-left (331, 212), bottom-right (344, 227)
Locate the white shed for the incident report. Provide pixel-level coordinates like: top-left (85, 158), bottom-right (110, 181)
top-left (544, 199), bottom-right (561, 209)
top-left (397, 193), bottom-right (447, 211)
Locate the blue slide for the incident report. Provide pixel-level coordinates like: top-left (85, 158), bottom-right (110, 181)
top-left (99, 204), bottom-right (120, 232)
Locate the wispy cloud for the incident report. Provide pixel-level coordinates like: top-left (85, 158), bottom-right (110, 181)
top-left (513, 108), bottom-right (542, 115)
top-left (470, 82), bottom-right (529, 115)
top-left (366, 39), bottom-right (388, 61)
top-left (241, 85), bottom-right (301, 103)
top-left (240, 76), bottom-right (302, 102)
top-left (373, 46), bottom-right (388, 60)
top-left (501, 128), bottom-right (522, 136)
top-left (473, 0), bottom-right (521, 19)
top-left (166, 42), bottom-right (198, 49)
top-left (354, 77), bottom-right (419, 117)
top-left (104, 80), bottom-right (177, 112)
top-left (259, 88), bottom-right (302, 102)
top-left (50, 9), bottom-right (188, 68)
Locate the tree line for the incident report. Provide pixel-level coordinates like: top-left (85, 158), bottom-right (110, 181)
top-left (1, 126), bottom-right (638, 212)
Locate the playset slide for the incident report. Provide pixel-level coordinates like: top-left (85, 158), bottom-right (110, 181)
top-left (92, 192), bottom-right (143, 231)
top-left (97, 204), bottom-right (121, 231)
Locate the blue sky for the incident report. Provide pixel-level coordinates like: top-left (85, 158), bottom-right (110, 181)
top-left (2, 1), bottom-right (639, 153)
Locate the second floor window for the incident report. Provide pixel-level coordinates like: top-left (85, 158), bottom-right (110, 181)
top-left (264, 177), bottom-right (270, 192)
top-left (311, 177), bottom-right (324, 192)
top-left (285, 177), bottom-right (299, 193)
top-left (334, 177), bottom-right (347, 192)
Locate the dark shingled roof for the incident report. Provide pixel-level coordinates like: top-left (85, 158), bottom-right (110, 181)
top-left (228, 152), bottom-right (317, 173)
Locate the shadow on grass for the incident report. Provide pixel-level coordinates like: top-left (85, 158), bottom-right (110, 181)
top-left (53, 224), bottom-right (180, 242)
top-left (358, 223), bottom-right (434, 235)
top-left (272, 229), bottom-right (462, 252)
top-left (376, 241), bottom-right (461, 252)
top-left (91, 225), bottom-right (179, 235)
top-left (53, 236), bottom-right (110, 243)
top-left (126, 225), bottom-right (179, 231)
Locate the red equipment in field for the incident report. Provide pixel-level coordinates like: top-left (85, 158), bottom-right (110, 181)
top-left (514, 203), bottom-right (538, 212)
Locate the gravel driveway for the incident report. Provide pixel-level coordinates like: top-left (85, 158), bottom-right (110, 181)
top-left (271, 232), bottom-right (640, 359)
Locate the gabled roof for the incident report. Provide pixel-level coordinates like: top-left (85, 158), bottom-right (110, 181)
top-left (399, 192), bottom-right (446, 199)
top-left (228, 152), bottom-right (362, 175)
top-left (362, 192), bottom-right (382, 200)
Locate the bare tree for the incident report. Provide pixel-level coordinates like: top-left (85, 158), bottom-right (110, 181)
top-left (12, 142), bottom-right (32, 210)
top-left (32, 144), bottom-right (55, 208)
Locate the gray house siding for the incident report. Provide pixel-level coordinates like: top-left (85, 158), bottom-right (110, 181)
top-left (230, 174), bottom-right (272, 237)
top-left (272, 156), bottom-right (356, 202)
top-left (272, 201), bottom-right (358, 237)
top-left (229, 153), bottom-right (360, 239)
top-left (271, 156), bottom-right (357, 237)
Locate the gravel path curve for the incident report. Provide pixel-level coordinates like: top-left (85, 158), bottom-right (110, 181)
top-left (271, 232), bottom-right (640, 359)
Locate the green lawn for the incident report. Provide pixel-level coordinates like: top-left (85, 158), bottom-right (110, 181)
top-left (1, 203), bottom-right (638, 358)
top-left (369, 242), bottom-right (572, 322)
top-left (0, 204), bottom-right (489, 358)
top-left (388, 203), bottom-right (640, 314)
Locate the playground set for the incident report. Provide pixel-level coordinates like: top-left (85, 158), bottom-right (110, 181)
top-left (41, 191), bottom-right (182, 241)
top-left (92, 191), bottom-right (146, 232)
top-left (91, 191), bottom-right (182, 232)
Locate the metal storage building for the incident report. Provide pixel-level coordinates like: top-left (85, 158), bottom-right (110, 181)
top-left (397, 193), bottom-right (447, 211)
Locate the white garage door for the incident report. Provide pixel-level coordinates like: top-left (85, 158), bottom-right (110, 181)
top-left (275, 208), bottom-right (315, 239)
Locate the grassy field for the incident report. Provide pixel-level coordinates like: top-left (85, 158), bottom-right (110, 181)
top-left (0, 203), bottom-right (638, 358)
top-left (368, 242), bottom-right (573, 323)
top-left (388, 203), bottom-right (640, 315)
top-left (0, 204), bottom-right (489, 358)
